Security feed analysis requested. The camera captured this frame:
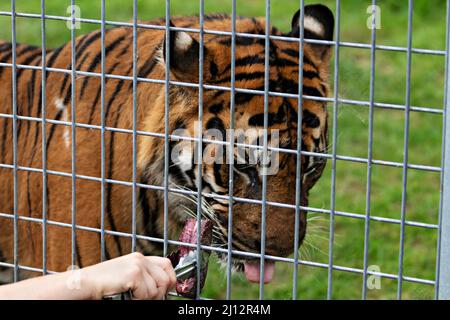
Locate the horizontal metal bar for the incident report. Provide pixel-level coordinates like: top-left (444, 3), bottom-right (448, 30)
top-left (0, 11), bottom-right (445, 56)
top-left (0, 61), bottom-right (444, 115)
top-left (0, 162), bottom-right (438, 229)
top-left (0, 112), bottom-right (442, 173)
top-left (0, 261), bottom-right (56, 274)
top-left (0, 211), bottom-right (435, 286)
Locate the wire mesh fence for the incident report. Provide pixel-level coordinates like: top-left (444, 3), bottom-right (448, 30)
top-left (0, 0), bottom-right (449, 300)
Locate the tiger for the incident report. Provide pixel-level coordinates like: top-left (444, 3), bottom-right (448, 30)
top-left (0, 4), bottom-right (334, 286)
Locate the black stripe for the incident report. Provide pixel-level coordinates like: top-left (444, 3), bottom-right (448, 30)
top-left (59, 65), bottom-right (71, 96)
top-left (76, 242), bottom-right (83, 268)
top-left (58, 33), bottom-right (96, 96)
top-left (209, 60), bottom-right (218, 78)
top-left (44, 45), bottom-right (65, 80)
top-left (213, 163), bottom-right (225, 189)
top-left (235, 92), bottom-right (256, 105)
top-left (17, 45), bottom-right (39, 56)
top-left (211, 82), bottom-right (323, 106)
top-left (0, 42), bottom-right (12, 51)
top-left (281, 48), bottom-right (317, 67)
top-left (61, 53), bottom-right (90, 105)
top-left (79, 35), bottom-right (126, 100)
top-left (75, 31), bottom-right (102, 61)
top-left (303, 70), bottom-right (320, 80)
top-left (16, 52), bottom-right (41, 140)
top-left (105, 78), bottom-right (128, 256)
top-left (0, 118), bottom-right (8, 164)
top-left (106, 105), bottom-right (122, 255)
top-left (303, 109), bottom-right (321, 128)
top-left (25, 78), bottom-right (43, 225)
top-left (273, 57), bottom-right (298, 68)
top-left (104, 245), bottom-right (111, 260)
top-left (206, 116), bottom-right (226, 137)
top-left (303, 85), bottom-right (324, 97)
top-left (248, 113), bottom-right (276, 127)
top-left (208, 102), bottom-right (224, 114)
top-left (139, 179), bottom-right (162, 239)
top-left (24, 75), bottom-right (45, 227)
top-left (185, 154), bottom-right (197, 188)
top-left (87, 62), bottom-right (120, 124)
top-left (22, 63), bottom-right (40, 154)
top-left (269, 77), bottom-right (325, 96)
top-left (137, 44), bottom-right (160, 79)
top-left (168, 153), bottom-right (189, 186)
top-left (104, 78), bottom-right (126, 121)
top-left (219, 35), bottom-right (265, 47)
top-left (44, 110), bottom-right (63, 149)
top-left (214, 71), bottom-right (265, 84)
top-left (204, 13), bottom-right (229, 21)
top-left (17, 50), bottom-right (42, 80)
top-left (248, 101), bottom-right (288, 127)
top-left (280, 48), bottom-right (299, 58)
top-left (74, 33), bottom-right (94, 60)
top-left (27, 64), bottom-right (37, 117)
top-left (222, 55), bottom-right (265, 74)
top-left (0, 49), bottom-right (13, 78)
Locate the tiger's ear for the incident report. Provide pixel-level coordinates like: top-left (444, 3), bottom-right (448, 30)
top-left (163, 22), bottom-right (200, 82)
top-left (290, 4), bottom-right (334, 60)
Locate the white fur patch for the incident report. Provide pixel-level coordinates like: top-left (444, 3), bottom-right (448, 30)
top-left (176, 32), bottom-right (193, 51)
top-left (304, 16), bottom-right (324, 37)
top-left (177, 144), bottom-right (193, 172)
top-left (54, 98), bottom-right (70, 148)
top-left (55, 98), bottom-right (65, 111)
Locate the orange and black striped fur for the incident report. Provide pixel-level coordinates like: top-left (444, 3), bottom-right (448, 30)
top-left (0, 4), bottom-right (333, 281)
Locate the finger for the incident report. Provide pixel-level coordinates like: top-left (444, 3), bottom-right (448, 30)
top-left (146, 265), bottom-right (171, 298)
top-left (134, 273), bottom-right (158, 300)
top-left (145, 256), bottom-right (173, 271)
top-left (145, 257), bottom-right (177, 289)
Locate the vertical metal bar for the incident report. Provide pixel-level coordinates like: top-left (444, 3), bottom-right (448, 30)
top-left (131, 0), bottom-right (138, 253)
top-left (99, 0), bottom-right (106, 262)
top-left (70, 0), bottom-right (77, 267)
top-left (362, 0), bottom-right (377, 300)
top-left (259, 0), bottom-right (270, 300)
top-left (292, 0), bottom-right (305, 300)
top-left (195, 0), bottom-right (205, 300)
top-left (436, 0), bottom-right (450, 301)
top-left (11, 0), bottom-right (19, 282)
top-left (327, 0), bottom-right (341, 300)
top-left (397, 0), bottom-right (413, 299)
top-left (163, 0), bottom-right (171, 257)
top-left (225, 0), bottom-right (237, 300)
top-left (40, 0), bottom-right (48, 274)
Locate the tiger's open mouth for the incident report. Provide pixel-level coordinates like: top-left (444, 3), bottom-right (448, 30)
top-left (177, 192), bottom-right (277, 284)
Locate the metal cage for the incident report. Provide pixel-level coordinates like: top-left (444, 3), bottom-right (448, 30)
top-left (0, 0), bottom-right (449, 300)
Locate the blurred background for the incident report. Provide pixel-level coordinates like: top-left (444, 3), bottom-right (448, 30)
top-left (0, 0), bottom-right (445, 299)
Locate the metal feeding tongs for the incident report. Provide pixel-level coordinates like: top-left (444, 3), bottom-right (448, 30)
top-left (172, 250), bottom-right (197, 280)
top-left (102, 251), bottom-right (198, 300)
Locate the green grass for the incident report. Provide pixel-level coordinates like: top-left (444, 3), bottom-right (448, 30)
top-left (0, 0), bottom-right (445, 299)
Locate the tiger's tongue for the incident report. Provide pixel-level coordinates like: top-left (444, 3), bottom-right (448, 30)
top-left (244, 261), bottom-right (275, 284)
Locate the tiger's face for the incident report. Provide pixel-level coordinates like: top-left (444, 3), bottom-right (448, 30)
top-left (163, 5), bottom-right (333, 282)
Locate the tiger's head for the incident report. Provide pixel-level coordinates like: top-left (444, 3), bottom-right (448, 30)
top-left (148, 4), bottom-right (333, 283)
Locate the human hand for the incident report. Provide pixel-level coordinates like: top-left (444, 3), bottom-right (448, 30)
top-left (82, 252), bottom-right (176, 300)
